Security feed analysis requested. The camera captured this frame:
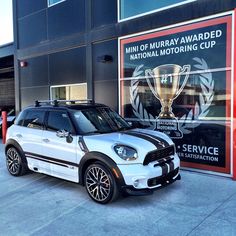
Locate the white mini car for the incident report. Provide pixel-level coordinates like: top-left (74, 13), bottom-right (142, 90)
top-left (5, 100), bottom-right (180, 204)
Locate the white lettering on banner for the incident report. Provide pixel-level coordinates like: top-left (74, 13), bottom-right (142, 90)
top-left (177, 152), bottom-right (219, 163)
top-left (182, 144), bottom-right (219, 156)
top-left (149, 38), bottom-right (179, 49)
top-left (130, 51), bottom-right (159, 60)
top-left (180, 30), bottom-right (222, 44)
top-left (159, 44), bottom-right (198, 56)
top-left (125, 29), bottom-right (223, 60)
top-left (200, 41), bottom-right (216, 49)
top-left (140, 44), bottom-right (149, 51)
top-left (125, 46), bottom-right (139, 54)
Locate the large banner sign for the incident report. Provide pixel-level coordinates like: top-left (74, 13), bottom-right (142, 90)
top-left (119, 14), bottom-right (233, 174)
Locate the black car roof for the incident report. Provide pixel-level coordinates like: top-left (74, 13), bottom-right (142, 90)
top-left (25, 102), bottom-right (108, 111)
top-left (21, 100), bottom-right (110, 113)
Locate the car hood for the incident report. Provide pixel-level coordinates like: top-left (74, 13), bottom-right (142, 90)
top-left (83, 128), bottom-right (174, 164)
top-left (0, 116), bottom-right (15, 125)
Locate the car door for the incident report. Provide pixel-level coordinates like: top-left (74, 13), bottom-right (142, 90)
top-left (14, 109), bottom-right (45, 171)
top-left (41, 109), bottom-right (78, 182)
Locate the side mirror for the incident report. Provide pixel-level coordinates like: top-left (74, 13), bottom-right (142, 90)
top-left (56, 130), bottom-right (73, 143)
top-left (56, 130), bottom-right (69, 138)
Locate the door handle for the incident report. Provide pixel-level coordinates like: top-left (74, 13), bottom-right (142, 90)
top-left (42, 138), bottom-right (50, 143)
top-left (16, 134), bottom-right (22, 138)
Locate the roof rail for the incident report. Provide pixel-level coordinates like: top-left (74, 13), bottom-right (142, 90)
top-left (35, 100), bottom-right (57, 107)
top-left (35, 99), bottom-right (94, 107)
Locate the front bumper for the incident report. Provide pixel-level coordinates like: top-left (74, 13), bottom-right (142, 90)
top-left (122, 172), bottom-right (181, 196)
top-left (117, 154), bottom-right (180, 195)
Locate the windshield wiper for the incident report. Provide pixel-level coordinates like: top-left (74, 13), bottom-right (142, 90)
top-left (84, 130), bottom-right (107, 135)
top-left (84, 130), bottom-right (102, 135)
top-left (117, 127), bottom-right (133, 131)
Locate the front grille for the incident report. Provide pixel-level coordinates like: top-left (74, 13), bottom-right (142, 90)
top-left (148, 167), bottom-right (179, 187)
top-left (143, 145), bottom-right (175, 165)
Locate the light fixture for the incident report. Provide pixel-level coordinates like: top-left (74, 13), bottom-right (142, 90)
top-left (20, 61), bottom-right (28, 67)
top-left (97, 55), bottom-right (113, 63)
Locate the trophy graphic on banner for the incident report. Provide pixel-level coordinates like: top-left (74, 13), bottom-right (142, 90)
top-left (145, 64), bottom-right (191, 138)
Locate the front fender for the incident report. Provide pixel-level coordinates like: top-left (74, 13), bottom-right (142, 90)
top-left (79, 151), bottom-right (125, 188)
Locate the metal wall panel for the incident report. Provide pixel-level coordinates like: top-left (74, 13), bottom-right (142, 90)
top-left (49, 47), bottom-right (86, 85)
top-left (18, 11), bottom-right (47, 48)
top-left (48, 0), bottom-right (85, 40)
top-left (17, 0), bottom-right (46, 18)
top-left (21, 86), bottom-right (49, 109)
top-left (92, 39), bottom-right (118, 110)
top-left (92, 0), bottom-right (117, 28)
top-left (20, 55), bottom-right (48, 88)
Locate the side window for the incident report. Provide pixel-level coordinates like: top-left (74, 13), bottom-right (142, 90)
top-left (48, 0), bottom-right (65, 7)
top-left (23, 110), bottom-right (45, 130)
top-left (47, 111), bottom-right (73, 133)
top-left (15, 110), bottom-right (27, 126)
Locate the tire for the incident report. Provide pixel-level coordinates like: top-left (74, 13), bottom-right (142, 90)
top-left (84, 162), bottom-right (119, 204)
top-left (6, 147), bottom-right (28, 176)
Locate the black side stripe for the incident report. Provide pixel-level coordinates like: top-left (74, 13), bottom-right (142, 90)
top-left (124, 131), bottom-right (164, 149)
top-left (27, 155), bottom-right (68, 168)
top-left (25, 152), bottom-right (79, 168)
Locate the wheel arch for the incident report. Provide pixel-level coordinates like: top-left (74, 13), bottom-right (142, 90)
top-left (5, 139), bottom-right (27, 164)
top-left (79, 151), bottom-right (125, 188)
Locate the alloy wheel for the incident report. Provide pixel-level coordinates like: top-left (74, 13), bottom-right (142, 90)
top-left (85, 166), bottom-right (111, 202)
top-left (6, 148), bottom-right (21, 175)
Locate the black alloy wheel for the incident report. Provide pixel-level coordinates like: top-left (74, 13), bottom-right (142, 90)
top-left (6, 147), bottom-right (27, 176)
top-left (85, 162), bottom-right (119, 204)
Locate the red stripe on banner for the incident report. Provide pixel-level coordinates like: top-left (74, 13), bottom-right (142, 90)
top-left (233, 9), bottom-right (236, 180)
top-left (225, 15), bottom-right (232, 175)
top-left (120, 40), bottom-right (124, 117)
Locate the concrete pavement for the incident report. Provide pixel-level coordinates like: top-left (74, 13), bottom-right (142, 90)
top-left (0, 142), bottom-right (236, 236)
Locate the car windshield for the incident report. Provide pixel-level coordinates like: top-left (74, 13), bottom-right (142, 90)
top-left (72, 107), bottom-right (131, 135)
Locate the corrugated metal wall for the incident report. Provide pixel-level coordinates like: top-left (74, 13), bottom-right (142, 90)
top-left (0, 78), bottom-right (15, 108)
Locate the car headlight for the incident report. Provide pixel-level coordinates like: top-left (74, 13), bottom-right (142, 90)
top-left (113, 145), bottom-right (138, 161)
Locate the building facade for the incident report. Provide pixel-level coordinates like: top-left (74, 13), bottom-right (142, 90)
top-left (13, 0), bottom-right (236, 178)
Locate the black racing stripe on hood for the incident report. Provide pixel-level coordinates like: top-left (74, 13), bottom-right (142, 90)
top-left (125, 130), bottom-right (169, 148)
top-left (162, 164), bottom-right (168, 175)
top-left (137, 132), bottom-right (169, 147)
top-left (169, 161), bottom-right (175, 172)
top-left (124, 131), bottom-right (164, 149)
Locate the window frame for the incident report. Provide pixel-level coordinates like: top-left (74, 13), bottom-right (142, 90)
top-left (45, 110), bottom-right (76, 135)
top-left (50, 83), bottom-right (87, 101)
top-left (15, 110), bottom-right (28, 126)
top-left (48, 0), bottom-right (66, 7)
top-left (21, 109), bottom-right (46, 130)
top-left (118, 0), bottom-right (197, 22)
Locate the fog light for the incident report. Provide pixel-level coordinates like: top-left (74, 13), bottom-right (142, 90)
top-left (133, 179), bottom-right (139, 188)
